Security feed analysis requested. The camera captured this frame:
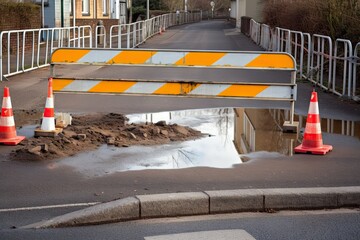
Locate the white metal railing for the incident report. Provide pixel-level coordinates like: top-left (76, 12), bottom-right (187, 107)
top-left (333, 39), bottom-right (353, 97)
top-left (260, 24), bottom-right (271, 50)
top-left (0, 26), bottom-right (92, 80)
top-left (248, 19), bottom-right (359, 101)
top-left (1, 12), bottom-right (201, 81)
top-left (250, 19), bottom-right (260, 45)
top-left (353, 43), bottom-right (360, 101)
top-left (311, 34), bottom-right (333, 91)
top-left (243, 112), bottom-right (256, 152)
top-left (107, 12), bottom-right (200, 49)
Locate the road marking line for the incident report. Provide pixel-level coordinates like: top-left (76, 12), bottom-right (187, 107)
top-left (0, 202), bottom-right (100, 213)
top-left (144, 229), bottom-right (256, 240)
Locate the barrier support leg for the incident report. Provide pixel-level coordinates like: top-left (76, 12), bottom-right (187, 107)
top-left (283, 101), bottom-right (299, 133)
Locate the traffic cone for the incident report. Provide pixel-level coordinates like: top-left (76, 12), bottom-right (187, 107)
top-left (294, 90), bottom-right (333, 155)
top-left (35, 78), bottom-right (62, 137)
top-left (0, 87), bottom-right (25, 145)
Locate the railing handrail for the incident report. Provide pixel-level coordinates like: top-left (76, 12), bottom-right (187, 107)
top-left (245, 18), bottom-right (359, 101)
top-left (1, 12), bottom-right (202, 81)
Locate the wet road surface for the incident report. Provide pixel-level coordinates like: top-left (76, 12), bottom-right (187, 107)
top-left (0, 20), bottom-right (359, 232)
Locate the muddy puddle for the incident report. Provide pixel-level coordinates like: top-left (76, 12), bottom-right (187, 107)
top-left (53, 109), bottom-right (240, 177)
top-left (44, 108), bottom-right (360, 177)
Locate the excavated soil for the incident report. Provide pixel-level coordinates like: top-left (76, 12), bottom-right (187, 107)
top-left (10, 112), bottom-right (204, 161)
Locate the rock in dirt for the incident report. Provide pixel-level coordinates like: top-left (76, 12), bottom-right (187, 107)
top-left (28, 146), bottom-right (41, 155)
top-left (76, 134), bottom-right (87, 141)
top-left (129, 132), bottom-right (137, 139)
top-left (155, 121), bottom-right (166, 127)
top-left (174, 125), bottom-right (190, 136)
top-left (160, 130), bottom-right (169, 136)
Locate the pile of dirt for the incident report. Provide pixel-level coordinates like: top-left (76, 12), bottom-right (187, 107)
top-left (11, 113), bottom-right (204, 161)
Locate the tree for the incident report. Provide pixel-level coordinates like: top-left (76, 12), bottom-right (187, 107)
top-left (163, 0), bottom-right (230, 13)
top-left (133, 0), bottom-right (162, 10)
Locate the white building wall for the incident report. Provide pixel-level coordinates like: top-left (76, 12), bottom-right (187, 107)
top-left (230, 1), bottom-right (236, 19)
top-left (54, 0), bottom-right (71, 27)
top-left (233, 0), bottom-right (263, 27)
top-left (247, 0), bottom-right (262, 22)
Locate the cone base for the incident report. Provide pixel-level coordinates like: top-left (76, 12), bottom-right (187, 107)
top-left (0, 135), bottom-right (25, 146)
top-left (34, 128), bottom-right (63, 137)
top-left (294, 144), bottom-right (333, 155)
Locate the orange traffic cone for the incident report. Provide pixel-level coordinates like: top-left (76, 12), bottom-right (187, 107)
top-left (35, 78), bottom-right (62, 137)
top-left (0, 87), bottom-right (25, 145)
top-left (294, 90), bottom-right (333, 155)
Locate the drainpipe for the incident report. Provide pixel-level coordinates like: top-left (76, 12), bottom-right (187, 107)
top-left (236, 0), bottom-right (240, 28)
top-left (41, 0), bottom-right (44, 28)
top-left (146, 0), bottom-right (149, 20)
top-left (61, 0), bottom-right (64, 27)
top-left (94, 0), bottom-right (97, 19)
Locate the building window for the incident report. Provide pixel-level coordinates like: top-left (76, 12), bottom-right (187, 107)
top-left (82, 0), bottom-right (90, 15)
top-left (102, 0), bottom-right (108, 16)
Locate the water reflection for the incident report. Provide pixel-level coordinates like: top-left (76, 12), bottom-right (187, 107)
top-left (53, 108), bottom-right (359, 177)
top-left (17, 125), bottom-right (37, 138)
top-left (55, 108), bottom-right (240, 177)
top-left (234, 108), bottom-right (359, 160)
top-left (234, 109), bottom-right (297, 158)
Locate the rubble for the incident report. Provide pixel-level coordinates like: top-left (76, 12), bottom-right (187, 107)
top-left (10, 112), bottom-right (204, 161)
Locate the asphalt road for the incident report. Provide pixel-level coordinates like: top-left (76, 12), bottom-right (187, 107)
top-left (0, 20), bottom-right (359, 234)
top-left (1, 209), bottom-right (360, 240)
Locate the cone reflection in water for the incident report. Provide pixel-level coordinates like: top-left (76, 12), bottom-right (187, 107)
top-left (0, 87), bottom-right (25, 145)
top-left (294, 91), bottom-right (333, 155)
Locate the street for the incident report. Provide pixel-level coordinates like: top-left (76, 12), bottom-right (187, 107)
top-left (1, 209), bottom-right (360, 239)
top-left (0, 20), bottom-right (359, 238)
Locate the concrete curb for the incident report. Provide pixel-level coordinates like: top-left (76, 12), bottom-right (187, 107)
top-left (24, 186), bottom-right (360, 229)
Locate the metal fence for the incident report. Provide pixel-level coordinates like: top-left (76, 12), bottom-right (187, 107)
top-left (106, 12), bottom-right (200, 49)
top-left (247, 18), bottom-right (360, 101)
top-left (0, 26), bottom-right (92, 80)
top-left (0, 12), bottom-right (201, 81)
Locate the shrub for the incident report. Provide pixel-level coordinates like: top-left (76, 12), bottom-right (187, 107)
top-left (262, 0), bottom-right (360, 43)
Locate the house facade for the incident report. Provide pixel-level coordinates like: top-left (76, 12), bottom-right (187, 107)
top-left (37, 0), bottom-right (128, 28)
top-left (230, 0), bottom-right (263, 27)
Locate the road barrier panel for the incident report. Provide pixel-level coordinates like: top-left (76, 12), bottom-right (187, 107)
top-left (50, 48), bottom-right (299, 133)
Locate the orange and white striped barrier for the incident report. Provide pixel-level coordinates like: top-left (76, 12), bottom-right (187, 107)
top-left (51, 49), bottom-right (296, 69)
top-left (52, 79), bottom-right (295, 100)
top-left (294, 91), bottom-right (333, 155)
top-left (35, 78), bottom-right (62, 137)
top-left (50, 48), bottom-right (299, 133)
top-left (0, 87), bottom-right (25, 145)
